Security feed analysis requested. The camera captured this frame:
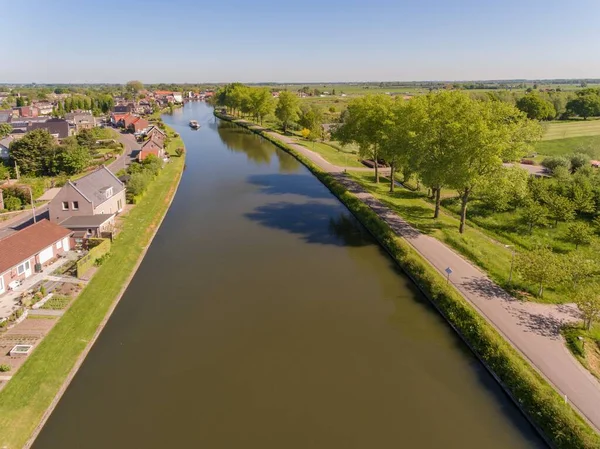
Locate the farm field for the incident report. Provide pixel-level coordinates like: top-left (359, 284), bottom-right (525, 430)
top-left (534, 135), bottom-right (600, 158)
top-left (542, 119), bottom-right (600, 141)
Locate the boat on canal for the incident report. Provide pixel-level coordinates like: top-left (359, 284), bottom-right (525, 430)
top-left (189, 120), bottom-right (200, 129)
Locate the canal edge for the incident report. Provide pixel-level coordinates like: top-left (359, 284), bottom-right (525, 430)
top-left (22, 126), bottom-right (186, 449)
top-left (214, 111), bottom-right (598, 449)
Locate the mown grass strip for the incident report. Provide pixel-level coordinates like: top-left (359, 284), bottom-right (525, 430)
top-left (217, 112), bottom-right (600, 449)
top-left (0, 128), bottom-right (185, 449)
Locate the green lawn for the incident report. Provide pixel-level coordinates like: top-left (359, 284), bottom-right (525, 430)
top-left (534, 135), bottom-right (600, 158)
top-left (348, 171), bottom-right (576, 304)
top-left (0, 131), bottom-right (185, 449)
top-left (293, 138), bottom-right (363, 168)
top-left (542, 119), bottom-right (600, 141)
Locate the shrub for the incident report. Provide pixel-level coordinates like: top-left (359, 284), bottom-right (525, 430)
top-left (0, 364), bottom-right (11, 372)
top-left (4, 196), bottom-right (22, 211)
top-left (94, 253), bottom-right (110, 267)
top-left (541, 156), bottom-right (571, 173)
top-left (570, 153), bottom-right (591, 173)
top-left (175, 147), bottom-right (185, 157)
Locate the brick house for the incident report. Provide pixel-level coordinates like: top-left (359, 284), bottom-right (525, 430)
top-left (0, 220), bottom-right (72, 295)
top-left (130, 117), bottom-right (149, 134)
top-left (49, 166), bottom-right (126, 224)
top-left (145, 126), bottom-right (166, 146)
top-left (138, 137), bottom-right (165, 162)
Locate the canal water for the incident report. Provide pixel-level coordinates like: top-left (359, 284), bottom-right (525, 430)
top-left (33, 102), bottom-right (544, 448)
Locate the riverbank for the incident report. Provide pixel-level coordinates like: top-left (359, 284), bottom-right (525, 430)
top-left (215, 111), bottom-right (600, 448)
top-left (0, 124), bottom-right (185, 449)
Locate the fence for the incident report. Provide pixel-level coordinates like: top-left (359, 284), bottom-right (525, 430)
top-left (76, 238), bottom-right (111, 278)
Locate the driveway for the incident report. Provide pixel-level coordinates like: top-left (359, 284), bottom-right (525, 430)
top-left (0, 205), bottom-right (49, 240)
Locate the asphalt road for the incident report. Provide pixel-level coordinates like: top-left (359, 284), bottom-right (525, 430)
top-left (108, 129), bottom-right (140, 174)
top-left (0, 204), bottom-right (49, 240)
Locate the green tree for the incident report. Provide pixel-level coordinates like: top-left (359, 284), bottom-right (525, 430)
top-left (546, 193), bottom-right (575, 226)
top-left (570, 153), bottom-right (591, 173)
top-left (566, 222), bottom-right (594, 249)
top-left (0, 164), bottom-right (9, 182)
top-left (126, 80), bottom-right (144, 94)
top-left (516, 94), bottom-right (556, 120)
top-left (9, 129), bottom-right (56, 176)
top-left (247, 88), bottom-right (274, 125)
top-left (4, 196), bottom-right (22, 211)
top-left (520, 201), bottom-right (549, 233)
top-left (275, 91), bottom-right (300, 134)
top-left (574, 284), bottom-right (600, 330)
top-left (0, 123), bottom-right (11, 138)
top-left (441, 92), bottom-right (541, 233)
top-left (516, 246), bottom-right (563, 298)
top-left (15, 97), bottom-right (24, 107)
top-left (564, 253), bottom-right (598, 289)
top-left (334, 94), bottom-right (394, 184)
top-left (476, 166), bottom-right (530, 212)
top-left (566, 94), bottom-right (600, 119)
top-left (55, 145), bottom-right (91, 175)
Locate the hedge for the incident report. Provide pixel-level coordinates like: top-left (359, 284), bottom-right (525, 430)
top-left (216, 112), bottom-right (600, 449)
top-left (76, 239), bottom-right (111, 278)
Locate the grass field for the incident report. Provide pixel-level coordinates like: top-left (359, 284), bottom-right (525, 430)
top-left (0, 131), bottom-right (184, 449)
top-left (534, 135), bottom-right (600, 158)
top-left (293, 138), bottom-right (363, 168)
top-left (542, 119), bottom-right (600, 141)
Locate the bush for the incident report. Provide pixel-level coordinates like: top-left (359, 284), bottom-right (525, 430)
top-left (175, 147), bottom-right (185, 157)
top-left (541, 156), bottom-right (571, 173)
top-left (0, 364), bottom-right (11, 373)
top-left (570, 153), bottom-right (591, 173)
top-left (4, 196), bottom-right (22, 211)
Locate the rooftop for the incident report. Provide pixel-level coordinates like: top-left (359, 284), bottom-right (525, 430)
top-left (69, 166), bottom-right (125, 206)
top-left (60, 214), bottom-right (115, 228)
top-left (0, 220), bottom-right (72, 275)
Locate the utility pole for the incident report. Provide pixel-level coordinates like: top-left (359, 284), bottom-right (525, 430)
top-left (27, 186), bottom-right (36, 224)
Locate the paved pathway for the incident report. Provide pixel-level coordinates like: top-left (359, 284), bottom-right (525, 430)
top-left (238, 120), bottom-right (600, 431)
top-left (108, 130), bottom-right (139, 174)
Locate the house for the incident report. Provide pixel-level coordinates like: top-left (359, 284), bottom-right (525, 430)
top-left (28, 118), bottom-right (70, 139)
top-left (65, 112), bottom-right (96, 132)
top-left (138, 137), bottom-right (165, 162)
top-left (34, 102), bottom-right (55, 116)
top-left (13, 106), bottom-right (39, 118)
top-left (49, 166), bottom-right (126, 224)
top-left (0, 136), bottom-right (13, 159)
top-left (122, 114), bottom-right (138, 129)
top-left (0, 110), bottom-right (11, 123)
top-left (172, 92), bottom-right (183, 103)
top-left (110, 112), bottom-right (128, 126)
top-left (145, 126), bottom-right (166, 146)
top-left (60, 214), bottom-right (115, 241)
top-left (0, 220), bottom-right (72, 295)
top-left (113, 103), bottom-right (135, 114)
top-left (131, 117), bottom-right (149, 134)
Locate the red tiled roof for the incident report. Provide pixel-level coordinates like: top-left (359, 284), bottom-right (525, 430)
top-left (0, 220), bottom-right (72, 274)
top-left (122, 114), bottom-right (138, 127)
top-left (132, 118), bottom-right (149, 131)
top-left (154, 90), bottom-right (172, 96)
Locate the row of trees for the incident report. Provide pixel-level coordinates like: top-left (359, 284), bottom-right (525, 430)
top-left (514, 88), bottom-right (600, 120)
top-left (52, 95), bottom-right (115, 117)
top-left (334, 91), bottom-right (542, 233)
top-left (210, 83), bottom-right (275, 125)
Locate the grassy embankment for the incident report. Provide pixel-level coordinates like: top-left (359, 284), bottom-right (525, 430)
top-left (0, 126), bottom-right (185, 449)
top-left (216, 111), bottom-right (600, 448)
top-left (562, 324), bottom-right (600, 380)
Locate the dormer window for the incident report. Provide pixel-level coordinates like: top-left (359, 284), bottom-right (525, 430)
top-left (105, 187), bottom-right (113, 199)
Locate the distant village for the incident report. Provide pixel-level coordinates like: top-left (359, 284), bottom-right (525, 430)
top-left (0, 87), bottom-right (208, 343)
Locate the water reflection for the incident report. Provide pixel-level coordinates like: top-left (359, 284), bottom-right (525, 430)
top-left (217, 121), bottom-right (301, 173)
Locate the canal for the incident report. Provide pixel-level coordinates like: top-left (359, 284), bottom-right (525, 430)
top-left (33, 102), bottom-right (545, 448)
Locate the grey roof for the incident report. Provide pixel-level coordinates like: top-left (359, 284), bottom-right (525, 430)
top-left (0, 136), bottom-right (13, 149)
top-left (60, 214), bottom-right (115, 228)
top-left (28, 118), bottom-right (69, 138)
top-left (69, 166), bottom-right (125, 207)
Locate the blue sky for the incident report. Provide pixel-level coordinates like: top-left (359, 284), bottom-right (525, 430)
top-left (2, 0), bottom-right (600, 83)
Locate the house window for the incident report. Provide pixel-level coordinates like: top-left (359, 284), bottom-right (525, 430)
top-left (17, 260), bottom-right (30, 276)
top-left (105, 187), bottom-right (113, 199)
top-left (117, 199), bottom-right (123, 211)
top-left (56, 240), bottom-right (62, 249)
top-left (72, 201), bottom-right (79, 210)
top-left (0, 276), bottom-right (4, 293)
top-left (62, 201), bottom-right (69, 210)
